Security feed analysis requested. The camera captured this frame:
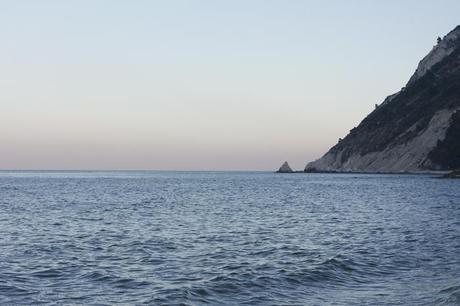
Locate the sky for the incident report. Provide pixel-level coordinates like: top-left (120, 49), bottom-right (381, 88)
top-left (1, 0), bottom-right (459, 171)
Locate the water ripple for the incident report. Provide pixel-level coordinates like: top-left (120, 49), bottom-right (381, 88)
top-left (0, 171), bottom-right (459, 305)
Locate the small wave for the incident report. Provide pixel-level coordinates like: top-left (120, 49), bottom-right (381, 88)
top-left (436, 284), bottom-right (460, 305)
top-left (0, 284), bottom-right (33, 296)
top-left (78, 271), bottom-right (112, 282)
top-left (31, 268), bottom-right (66, 279)
top-left (281, 255), bottom-right (389, 287)
top-left (79, 271), bottom-right (151, 289)
top-left (111, 278), bottom-right (150, 289)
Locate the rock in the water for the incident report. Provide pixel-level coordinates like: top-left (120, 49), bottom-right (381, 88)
top-left (277, 161), bottom-right (293, 173)
top-left (305, 25), bottom-right (460, 173)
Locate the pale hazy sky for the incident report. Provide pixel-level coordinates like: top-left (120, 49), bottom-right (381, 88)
top-left (1, 1), bottom-right (459, 170)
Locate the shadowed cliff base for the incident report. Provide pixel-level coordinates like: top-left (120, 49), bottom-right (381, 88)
top-left (442, 170), bottom-right (460, 178)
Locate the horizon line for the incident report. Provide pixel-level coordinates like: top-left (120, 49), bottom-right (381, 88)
top-left (0, 168), bottom-right (275, 173)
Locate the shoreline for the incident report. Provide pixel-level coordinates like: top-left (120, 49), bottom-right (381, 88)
top-left (277, 170), bottom-right (452, 175)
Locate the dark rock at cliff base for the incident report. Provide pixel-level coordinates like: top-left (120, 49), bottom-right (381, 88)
top-left (306, 25), bottom-right (460, 173)
top-left (443, 170), bottom-right (460, 178)
top-left (276, 161), bottom-right (293, 173)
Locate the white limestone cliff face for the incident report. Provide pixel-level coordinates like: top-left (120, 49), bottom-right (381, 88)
top-left (408, 26), bottom-right (460, 85)
top-left (305, 109), bottom-right (458, 172)
top-left (304, 25), bottom-right (460, 173)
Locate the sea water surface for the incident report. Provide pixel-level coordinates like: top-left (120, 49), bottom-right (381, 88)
top-left (0, 171), bottom-right (459, 305)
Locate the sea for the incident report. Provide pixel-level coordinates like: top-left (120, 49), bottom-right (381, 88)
top-left (0, 171), bottom-right (459, 305)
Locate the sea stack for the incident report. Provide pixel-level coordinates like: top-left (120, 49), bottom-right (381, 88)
top-left (305, 25), bottom-right (460, 173)
top-left (277, 161), bottom-right (294, 173)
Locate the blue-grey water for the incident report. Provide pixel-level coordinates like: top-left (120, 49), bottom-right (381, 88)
top-left (1, 171), bottom-right (459, 305)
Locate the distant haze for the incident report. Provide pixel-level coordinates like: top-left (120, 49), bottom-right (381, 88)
top-left (1, 1), bottom-right (459, 171)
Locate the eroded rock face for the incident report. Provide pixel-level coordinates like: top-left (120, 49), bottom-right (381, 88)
top-left (408, 27), bottom-right (460, 85)
top-left (277, 161), bottom-right (293, 173)
top-left (306, 26), bottom-right (460, 173)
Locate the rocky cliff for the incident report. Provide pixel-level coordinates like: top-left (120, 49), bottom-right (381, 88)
top-left (306, 26), bottom-right (460, 172)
